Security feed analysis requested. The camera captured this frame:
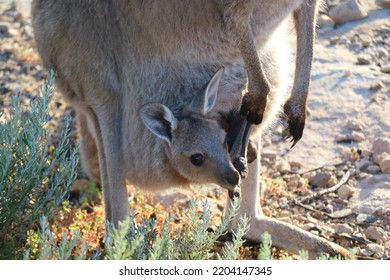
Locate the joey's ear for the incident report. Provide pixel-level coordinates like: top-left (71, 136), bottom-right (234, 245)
top-left (139, 103), bottom-right (178, 143)
top-left (189, 67), bottom-right (224, 115)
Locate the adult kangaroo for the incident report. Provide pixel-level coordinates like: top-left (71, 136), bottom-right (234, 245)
top-left (32, 0), bottom-right (348, 258)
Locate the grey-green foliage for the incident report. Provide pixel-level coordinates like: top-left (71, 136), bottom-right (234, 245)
top-left (258, 231), bottom-right (273, 260)
top-left (0, 70), bottom-right (79, 259)
top-left (23, 216), bottom-right (98, 260)
top-left (104, 198), bottom-right (249, 260)
top-left (26, 198), bottom-right (248, 260)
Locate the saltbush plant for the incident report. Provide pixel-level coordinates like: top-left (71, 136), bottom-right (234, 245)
top-left (0, 70), bottom-right (79, 259)
top-left (25, 198), bottom-right (249, 260)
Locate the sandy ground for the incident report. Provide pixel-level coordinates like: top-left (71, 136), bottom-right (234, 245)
top-left (266, 6), bottom-right (390, 213)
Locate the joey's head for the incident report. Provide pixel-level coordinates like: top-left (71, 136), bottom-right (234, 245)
top-left (140, 68), bottom-right (240, 190)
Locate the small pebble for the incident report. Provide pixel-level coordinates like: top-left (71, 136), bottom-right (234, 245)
top-left (351, 131), bottom-right (365, 142)
top-left (337, 185), bottom-right (354, 200)
top-left (373, 152), bottom-right (390, 165)
top-left (369, 81), bottom-right (384, 91)
top-left (278, 217), bottom-right (292, 224)
top-left (329, 35), bottom-right (340, 45)
top-left (359, 205), bottom-right (377, 215)
top-left (380, 64), bottom-right (390, 73)
top-left (366, 243), bottom-right (384, 254)
top-left (359, 34), bottom-right (372, 47)
top-left (379, 158), bottom-right (390, 173)
top-left (280, 203), bottom-right (290, 210)
top-left (346, 120), bottom-right (365, 131)
top-left (356, 158), bottom-right (372, 171)
top-left (372, 137), bottom-right (390, 154)
top-left (328, 0), bottom-right (368, 24)
top-left (356, 214), bottom-right (377, 224)
top-left (325, 204), bottom-right (333, 214)
top-left (275, 160), bottom-right (291, 174)
top-left (302, 223), bottom-right (317, 231)
top-left (365, 226), bottom-right (387, 242)
top-left (334, 223), bottom-right (354, 234)
top-left (366, 165), bottom-right (381, 174)
top-left (310, 172), bottom-right (332, 188)
top-left (279, 210), bottom-right (290, 218)
top-left (357, 54), bottom-right (372, 65)
top-left (356, 213), bottom-right (369, 223)
top-left (360, 248), bottom-right (373, 257)
top-left (263, 149), bottom-right (277, 161)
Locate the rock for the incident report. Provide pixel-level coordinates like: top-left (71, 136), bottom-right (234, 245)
top-left (318, 14), bottom-right (335, 29)
top-left (329, 35), bottom-right (340, 45)
top-left (372, 137), bottom-right (390, 155)
top-left (263, 149), bottom-right (277, 161)
top-left (366, 243), bottom-right (384, 254)
top-left (0, 22), bottom-right (19, 37)
top-left (380, 64), bottom-right (390, 73)
top-left (338, 36), bottom-right (349, 45)
top-left (338, 184), bottom-right (354, 200)
top-left (325, 204), bottom-right (333, 214)
top-left (310, 172), bottom-right (332, 188)
top-left (355, 205), bottom-right (377, 215)
top-left (379, 158), bottom-right (390, 173)
top-left (385, 241), bottom-right (390, 251)
top-left (356, 214), bottom-right (376, 224)
top-left (356, 213), bottom-right (369, 223)
top-left (278, 217), bottom-right (292, 223)
top-left (275, 160), bottom-right (290, 174)
top-left (287, 180), bottom-right (298, 189)
top-left (365, 226), bottom-right (387, 242)
top-left (0, 1), bottom-right (30, 17)
top-left (302, 223), bottom-right (317, 232)
top-left (318, 25), bottom-right (334, 35)
top-left (357, 53), bottom-right (372, 65)
top-left (306, 216), bottom-right (319, 224)
top-left (376, 0), bottom-right (390, 8)
top-left (376, 47), bottom-right (388, 59)
top-left (376, 206), bottom-right (387, 215)
top-left (373, 152), bottom-right (390, 165)
top-left (360, 248), bottom-right (373, 257)
top-left (289, 161), bottom-right (302, 171)
top-left (279, 210), bottom-right (290, 218)
top-left (369, 81), bottom-right (384, 91)
top-left (366, 165), bottom-right (381, 174)
top-left (359, 34), bottom-right (372, 47)
top-left (302, 171), bottom-right (316, 182)
top-left (346, 119), bottom-right (365, 131)
top-left (356, 158), bottom-right (372, 171)
top-left (351, 131), bottom-right (365, 142)
top-left (329, 0), bottom-right (368, 24)
top-left (334, 223), bottom-right (354, 234)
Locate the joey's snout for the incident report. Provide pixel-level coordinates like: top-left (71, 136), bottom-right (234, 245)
top-left (220, 165), bottom-right (241, 190)
top-left (225, 170), bottom-right (240, 186)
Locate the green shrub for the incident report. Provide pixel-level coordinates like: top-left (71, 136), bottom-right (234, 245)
top-left (24, 198), bottom-right (249, 260)
top-left (0, 70), bottom-right (79, 259)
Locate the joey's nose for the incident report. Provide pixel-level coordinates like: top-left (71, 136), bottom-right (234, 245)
top-left (225, 170), bottom-right (240, 186)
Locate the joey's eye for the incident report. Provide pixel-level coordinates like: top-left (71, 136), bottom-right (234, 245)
top-left (190, 154), bottom-right (205, 166)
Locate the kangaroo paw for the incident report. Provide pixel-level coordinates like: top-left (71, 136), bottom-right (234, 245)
top-left (240, 94), bottom-right (267, 125)
top-left (283, 99), bottom-right (306, 148)
top-left (232, 156), bottom-right (248, 179)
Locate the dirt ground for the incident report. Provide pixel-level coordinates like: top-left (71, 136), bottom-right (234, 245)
top-left (0, 0), bottom-right (389, 259)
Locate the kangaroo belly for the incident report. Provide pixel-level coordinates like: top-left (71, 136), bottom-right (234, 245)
top-left (32, 0), bottom-right (295, 188)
